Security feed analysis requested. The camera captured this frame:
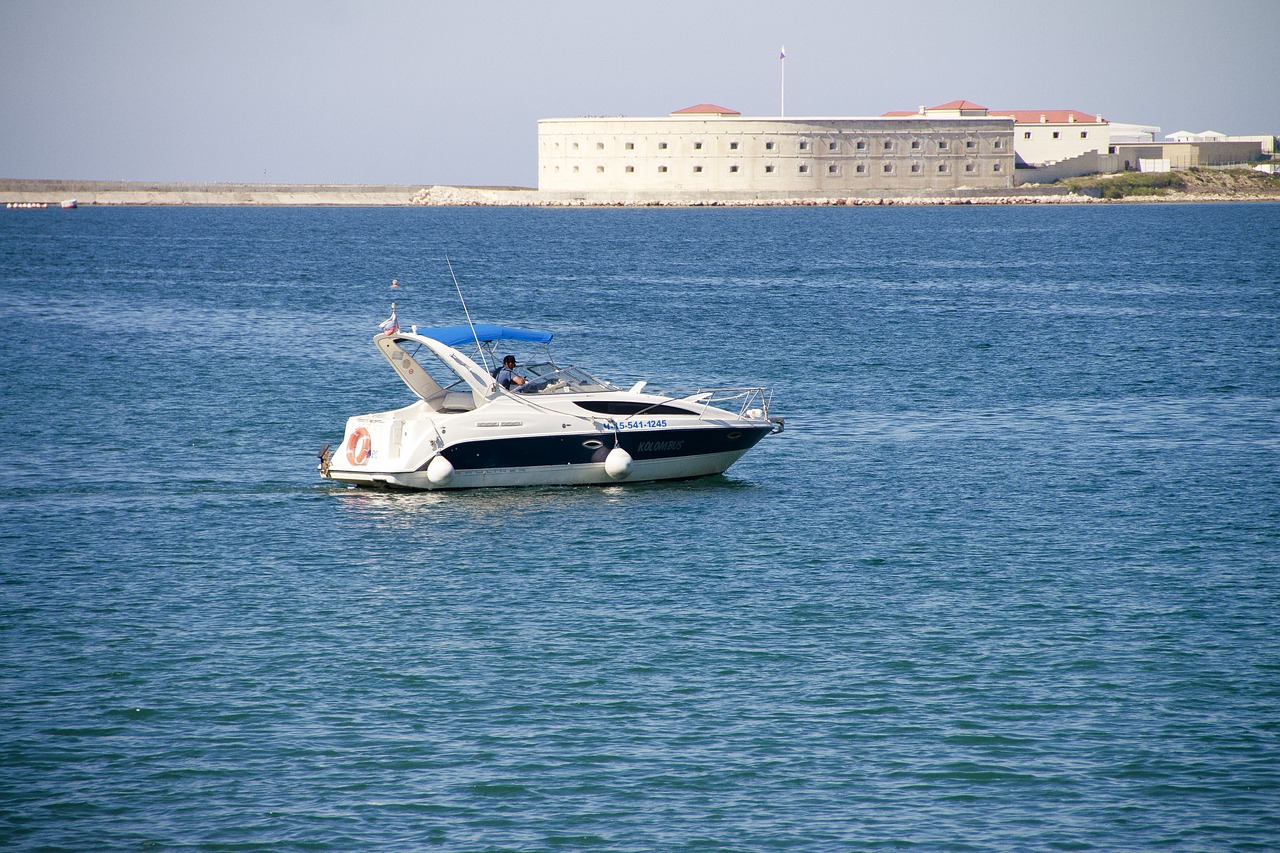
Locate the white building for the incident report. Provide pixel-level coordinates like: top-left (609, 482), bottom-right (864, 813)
top-left (1123, 129), bottom-right (1275, 171)
top-left (885, 100), bottom-right (1118, 174)
top-left (1167, 130), bottom-right (1227, 142)
top-left (1109, 123), bottom-right (1161, 144)
top-left (537, 103), bottom-right (1017, 202)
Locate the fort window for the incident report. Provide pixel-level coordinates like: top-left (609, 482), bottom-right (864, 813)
top-left (938, 163), bottom-right (948, 173)
top-left (596, 142), bottom-right (604, 150)
top-left (799, 141), bottom-right (810, 151)
top-left (939, 140), bottom-right (949, 150)
top-left (856, 164), bottom-right (866, 173)
top-left (658, 142), bottom-right (668, 150)
top-left (883, 164), bottom-right (893, 173)
top-left (993, 163), bottom-right (1002, 172)
top-left (1024, 132), bottom-right (1032, 139)
top-left (596, 166), bottom-right (604, 173)
top-left (573, 166), bottom-right (580, 173)
top-left (730, 165), bottom-right (739, 173)
top-left (765, 141), bottom-right (776, 150)
top-left (693, 166), bottom-right (703, 173)
top-left (625, 142), bottom-right (635, 150)
top-left (658, 165), bottom-right (668, 173)
top-left (694, 142), bottom-right (703, 150)
top-left (883, 141), bottom-right (892, 150)
top-left (1080, 131), bottom-right (1088, 139)
top-left (625, 166), bottom-right (634, 173)
top-left (573, 143), bottom-right (579, 150)
top-left (799, 164), bottom-right (810, 173)
top-left (911, 140), bottom-right (921, 149)
top-left (994, 140), bottom-right (1004, 149)
top-left (910, 163), bottom-right (921, 173)
top-left (856, 140), bottom-right (867, 150)
top-left (966, 140), bottom-right (976, 149)
top-left (828, 164), bottom-right (838, 174)
top-left (965, 163), bottom-right (975, 172)
top-left (730, 141), bottom-right (739, 150)
top-left (765, 164), bottom-right (776, 173)
top-left (1052, 131), bottom-right (1060, 139)
top-left (829, 142), bottom-right (838, 151)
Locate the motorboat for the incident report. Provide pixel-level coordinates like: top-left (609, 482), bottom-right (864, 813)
top-left (319, 315), bottom-right (782, 490)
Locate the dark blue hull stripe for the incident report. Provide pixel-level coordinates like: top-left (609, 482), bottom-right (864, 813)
top-left (426, 426), bottom-right (772, 472)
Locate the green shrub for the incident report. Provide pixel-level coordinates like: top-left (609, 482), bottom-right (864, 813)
top-left (1064, 172), bottom-right (1185, 198)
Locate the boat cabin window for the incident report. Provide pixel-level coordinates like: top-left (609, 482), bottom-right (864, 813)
top-left (573, 400), bottom-right (696, 416)
top-left (511, 364), bottom-right (615, 395)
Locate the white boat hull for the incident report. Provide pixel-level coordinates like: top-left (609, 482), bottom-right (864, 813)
top-left (323, 418), bottom-right (773, 490)
top-left (327, 446), bottom-right (757, 490)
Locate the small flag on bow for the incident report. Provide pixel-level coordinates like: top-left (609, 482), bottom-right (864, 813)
top-left (379, 303), bottom-right (399, 335)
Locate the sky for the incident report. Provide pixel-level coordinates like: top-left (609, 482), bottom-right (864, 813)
top-left (3, 0), bottom-right (1277, 187)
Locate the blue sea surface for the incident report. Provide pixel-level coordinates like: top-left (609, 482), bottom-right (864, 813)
top-left (1, 202), bottom-right (1278, 851)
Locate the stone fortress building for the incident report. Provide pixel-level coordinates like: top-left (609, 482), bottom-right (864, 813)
top-left (538, 100), bottom-right (1273, 203)
top-left (538, 103), bottom-right (1016, 203)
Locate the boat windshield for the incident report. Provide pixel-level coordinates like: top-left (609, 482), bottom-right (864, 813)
top-left (514, 363), bottom-right (616, 395)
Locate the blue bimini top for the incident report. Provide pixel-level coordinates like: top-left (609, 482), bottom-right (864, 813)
top-left (415, 324), bottom-right (554, 347)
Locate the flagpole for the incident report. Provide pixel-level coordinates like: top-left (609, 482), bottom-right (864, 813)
top-left (780, 46), bottom-right (786, 117)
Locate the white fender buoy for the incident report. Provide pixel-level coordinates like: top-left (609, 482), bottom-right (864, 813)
top-left (604, 446), bottom-right (633, 480)
top-left (426, 454), bottom-right (455, 486)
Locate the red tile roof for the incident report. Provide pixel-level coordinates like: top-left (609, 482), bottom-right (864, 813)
top-left (880, 101), bottom-right (1107, 124)
top-left (989, 109), bottom-right (1107, 124)
top-left (671, 103), bottom-right (741, 116)
top-left (880, 100), bottom-right (990, 117)
top-left (930, 99), bottom-right (989, 111)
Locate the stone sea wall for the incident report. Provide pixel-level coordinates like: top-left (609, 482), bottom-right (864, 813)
top-left (3, 179), bottom-right (1275, 207)
top-left (1, 178), bottom-right (1083, 207)
top-left (0, 180), bottom-right (424, 206)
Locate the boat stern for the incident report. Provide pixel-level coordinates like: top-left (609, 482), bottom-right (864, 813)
top-left (321, 409), bottom-right (444, 488)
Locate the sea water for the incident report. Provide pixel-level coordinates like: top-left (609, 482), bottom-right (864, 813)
top-left (1, 203), bottom-right (1277, 851)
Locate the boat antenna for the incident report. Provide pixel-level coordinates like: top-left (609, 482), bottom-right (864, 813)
top-left (445, 254), bottom-right (491, 373)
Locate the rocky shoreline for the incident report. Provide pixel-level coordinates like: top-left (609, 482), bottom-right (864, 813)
top-left (410, 185), bottom-right (1095, 207)
top-left (2, 178), bottom-right (1277, 208)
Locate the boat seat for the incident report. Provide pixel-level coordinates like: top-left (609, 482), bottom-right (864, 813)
top-left (427, 388), bottom-right (477, 413)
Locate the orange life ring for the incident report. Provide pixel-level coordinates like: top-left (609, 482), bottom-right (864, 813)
top-left (346, 427), bottom-right (372, 465)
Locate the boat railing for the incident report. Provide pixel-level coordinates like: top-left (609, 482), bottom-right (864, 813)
top-left (660, 386), bottom-right (776, 420)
